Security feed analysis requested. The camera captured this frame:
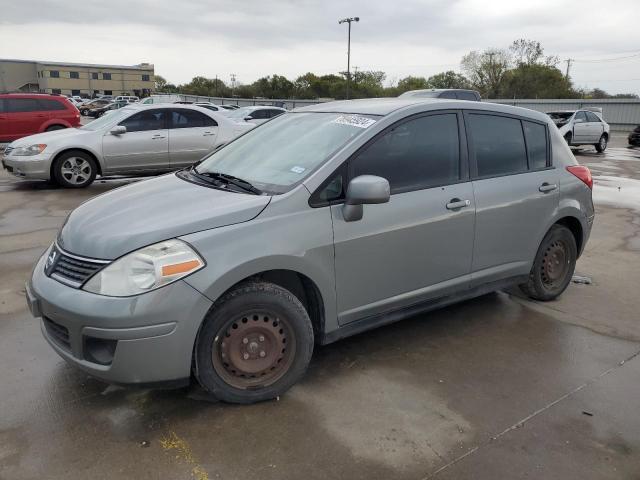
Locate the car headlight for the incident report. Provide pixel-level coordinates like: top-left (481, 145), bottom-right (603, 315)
top-left (11, 144), bottom-right (47, 156)
top-left (83, 239), bottom-right (204, 297)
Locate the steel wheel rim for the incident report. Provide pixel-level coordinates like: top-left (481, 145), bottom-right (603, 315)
top-left (61, 157), bottom-right (91, 185)
top-left (541, 240), bottom-right (569, 288)
top-left (600, 137), bottom-right (607, 149)
top-left (211, 310), bottom-right (296, 389)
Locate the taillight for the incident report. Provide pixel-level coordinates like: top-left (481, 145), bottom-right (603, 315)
top-left (566, 165), bottom-right (593, 190)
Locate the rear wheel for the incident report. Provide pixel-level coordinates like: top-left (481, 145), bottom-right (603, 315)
top-left (52, 150), bottom-right (97, 188)
top-left (595, 134), bottom-right (607, 153)
top-left (520, 225), bottom-right (577, 301)
top-left (45, 125), bottom-right (66, 132)
top-left (195, 281), bottom-right (314, 404)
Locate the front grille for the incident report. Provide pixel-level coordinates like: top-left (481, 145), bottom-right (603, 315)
top-left (43, 317), bottom-right (71, 350)
top-left (45, 244), bottom-right (110, 288)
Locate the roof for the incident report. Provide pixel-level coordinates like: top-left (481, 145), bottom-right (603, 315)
top-left (0, 58), bottom-right (154, 71)
top-left (294, 97), bottom-right (551, 122)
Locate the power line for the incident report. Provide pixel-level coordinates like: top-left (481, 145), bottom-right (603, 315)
top-left (572, 51), bottom-right (640, 63)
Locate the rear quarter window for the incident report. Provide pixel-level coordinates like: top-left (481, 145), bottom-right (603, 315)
top-left (522, 121), bottom-right (548, 170)
top-left (38, 99), bottom-right (68, 111)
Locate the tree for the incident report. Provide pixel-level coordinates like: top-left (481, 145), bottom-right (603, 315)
top-left (461, 48), bottom-right (512, 98)
top-left (350, 70), bottom-right (386, 98)
top-left (396, 76), bottom-right (430, 94)
top-left (154, 74), bottom-right (167, 91)
top-left (426, 71), bottom-right (471, 89)
top-left (510, 39), bottom-right (559, 67)
top-left (499, 64), bottom-right (574, 99)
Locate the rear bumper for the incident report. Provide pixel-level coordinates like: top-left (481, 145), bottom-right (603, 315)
top-left (28, 252), bottom-right (213, 384)
top-left (2, 153), bottom-right (53, 180)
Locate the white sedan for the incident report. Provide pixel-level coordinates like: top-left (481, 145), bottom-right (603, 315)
top-left (547, 109), bottom-right (610, 152)
top-left (226, 106), bottom-right (286, 125)
top-left (2, 104), bottom-right (255, 188)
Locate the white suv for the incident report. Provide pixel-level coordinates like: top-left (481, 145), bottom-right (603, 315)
top-left (547, 109), bottom-right (610, 152)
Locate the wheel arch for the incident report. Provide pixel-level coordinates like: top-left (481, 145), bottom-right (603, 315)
top-left (553, 215), bottom-right (584, 257)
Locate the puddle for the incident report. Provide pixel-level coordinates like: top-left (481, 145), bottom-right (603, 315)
top-left (593, 175), bottom-right (640, 211)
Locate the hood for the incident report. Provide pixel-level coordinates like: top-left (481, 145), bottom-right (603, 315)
top-left (59, 173), bottom-right (271, 259)
top-left (9, 128), bottom-right (89, 148)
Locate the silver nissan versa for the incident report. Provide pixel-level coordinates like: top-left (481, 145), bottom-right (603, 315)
top-left (27, 98), bottom-right (595, 404)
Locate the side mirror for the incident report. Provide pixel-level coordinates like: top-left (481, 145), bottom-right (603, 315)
top-left (110, 125), bottom-right (126, 135)
top-left (244, 116), bottom-right (254, 121)
top-left (342, 175), bottom-right (390, 222)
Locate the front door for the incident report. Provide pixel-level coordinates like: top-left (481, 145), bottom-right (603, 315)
top-left (464, 112), bottom-right (559, 285)
top-left (572, 111), bottom-right (590, 142)
top-left (102, 108), bottom-right (169, 173)
top-left (331, 111), bottom-right (475, 324)
top-left (168, 108), bottom-right (219, 168)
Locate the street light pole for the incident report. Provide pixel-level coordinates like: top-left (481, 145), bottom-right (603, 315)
top-left (338, 16), bottom-right (359, 100)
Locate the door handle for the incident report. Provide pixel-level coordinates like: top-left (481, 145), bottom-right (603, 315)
top-left (151, 134), bottom-right (166, 139)
top-left (202, 131), bottom-right (216, 136)
top-left (539, 183), bottom-right (558, 193)
top-left (446, 198), bottom-right (471, 210)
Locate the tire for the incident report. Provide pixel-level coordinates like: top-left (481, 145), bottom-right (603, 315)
top-left (520, 225), bottom-right (577, 301)
top-left (194, 281), bottom-right (314, 404)
top-left (52, 150), bottom-right (97, 188)
top-left (564, 132), bottom-right (572, 146)
top-left (80, 109), bottom-right (88, 116)
top-left (595, 134), bottom-right (607, 153)
top-left (45, 125), bottom-right (66, 132)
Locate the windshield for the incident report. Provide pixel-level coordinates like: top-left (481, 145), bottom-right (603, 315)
top-left (195, 112), bottom-right (379, 194)
top-left (547, 112), bottom-right (574, 120)
top-left (79, 109), bottom-right (133, 131)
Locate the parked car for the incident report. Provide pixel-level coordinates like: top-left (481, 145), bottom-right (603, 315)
top-left (627, 125), bottom-right (640, 147)
top-left (194, 102), bottom-right (230, 114)
top-left (3, 104), bottom-right (254, 187)
top-left (97, 95), bottom-right (113, 101)
top-left (219, 104), bottom-right (239, 110)
top-left (87, 101), bottom-right (129, 118)
top-left (140, 94), bottom-right (183, 105)
top-left (399, 88), bottom-right (481, 101)
top-left (547, 109), bottom-right (610, 152)
top-left (79, 99), bottom-right (111, 116)
top-left (114, 95), bottom-right (139, 103)
top-left (24, 98), bottom-right (594, 404)
top-left (227, 106), bottom-right (286, 125)
top-left (0, 93), bottom-right (81, 142)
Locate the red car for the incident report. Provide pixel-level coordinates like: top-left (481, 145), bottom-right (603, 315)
top-left (0, 93), bottom-right (81, 142)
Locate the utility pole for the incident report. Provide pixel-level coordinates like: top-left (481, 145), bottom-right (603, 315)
top-left (230, 73), bottom-right (236, 98)
top-left (487, 52), bottom-right (496, 99)
top-left (338, 16), bottom-right (360, 100)
top-left (564, 58), bottom-right (573, 80)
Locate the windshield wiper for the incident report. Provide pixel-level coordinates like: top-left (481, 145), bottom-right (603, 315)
top-left (191, 167), bottom-right (262, 195)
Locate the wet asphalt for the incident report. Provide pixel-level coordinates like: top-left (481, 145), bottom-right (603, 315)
top-left (1, 138), bottom-right (639, 479)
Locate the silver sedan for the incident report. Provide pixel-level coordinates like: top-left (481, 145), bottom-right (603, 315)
top-left (1, 104), bottom-right (256, 188)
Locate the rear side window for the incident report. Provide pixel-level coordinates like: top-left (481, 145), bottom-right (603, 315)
top-left (6, 98), bottom-right (41, 113)
top-left (467, 114), bottom-right (527, 177)
top-left (38, 99), bottom-right (67, 111)
top-left (440, 91), bottom-right (457, 99)
top-left (250, 109), bottom-right (267, 119)
top-left (522, 121), bottom-right (548, 170)
top-left (269, 109), bottom-right (284, 118)
top-left (0, 99), bottom-right (5, 113)
top-left (351, 113), bottom-right (460, 194)
top-left (170, 109), bottom-right (217, 128)
top-left (119, 110), bottom-right (166, 132)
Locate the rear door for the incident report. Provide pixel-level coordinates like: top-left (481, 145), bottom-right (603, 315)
top-left (102, 108), bottom-right (169, 173)
top-left (585, 111), bottom-right (604, 142)
top-left (572, 111), bottom-right (589, 142)
top-left (37, 98), bottom-right (69, 122)
top-left (168, 108), bottom-right (219, 168)
top-left (331, 111), bottom-right (475, 324)
top-left (465, 111), bottom-right (558, 285)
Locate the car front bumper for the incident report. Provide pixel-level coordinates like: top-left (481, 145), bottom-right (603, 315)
top-left (2, 152), bottom-right (54, 180)
top-left (28, 251), bottom-right (213, 385)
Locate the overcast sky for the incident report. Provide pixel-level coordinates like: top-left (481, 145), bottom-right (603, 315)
top-left (1, 0), bottom-right (639, 94)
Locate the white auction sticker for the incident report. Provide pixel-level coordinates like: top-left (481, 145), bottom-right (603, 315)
top-left (332, 115), bottom-right (376, 129)
top-left (290, 166), bottom-right (306, 174)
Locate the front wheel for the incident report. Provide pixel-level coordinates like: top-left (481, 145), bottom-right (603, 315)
top-left (595, 134), bottom-right (608, 153)
top-left (52, 151), bottom-right (97, 188)
top-left (195, 282), bottom-right (314, 404)
top-left (520, 225), bottom-right (577, 301)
